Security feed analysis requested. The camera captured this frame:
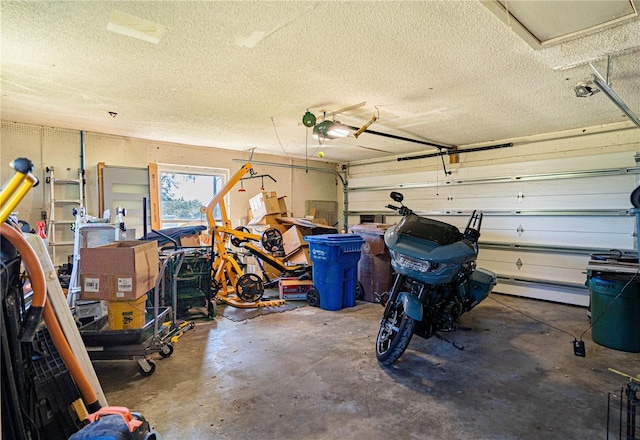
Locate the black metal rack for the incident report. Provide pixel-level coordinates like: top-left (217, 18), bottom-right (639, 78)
top-left (78, 250), bottom-right (194, 376)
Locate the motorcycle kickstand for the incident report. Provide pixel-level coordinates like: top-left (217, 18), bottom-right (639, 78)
top-left (435, 332), bottom-right (465, 350)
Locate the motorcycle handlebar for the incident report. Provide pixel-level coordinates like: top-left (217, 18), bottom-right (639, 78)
top-left (387, 204), bottom-right (413, 216)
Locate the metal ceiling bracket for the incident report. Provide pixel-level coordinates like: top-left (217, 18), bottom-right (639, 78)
top-left (589, 61), bottom-right (640, 129)
top-left (439, 149), bottom-right (452, 175)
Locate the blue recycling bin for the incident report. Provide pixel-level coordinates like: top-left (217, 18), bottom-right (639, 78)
top-left (305, 234), bottom-right (364, 311)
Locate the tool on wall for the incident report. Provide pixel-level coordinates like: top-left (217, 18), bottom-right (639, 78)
top-left (203, 162), bottom-right (311, 308)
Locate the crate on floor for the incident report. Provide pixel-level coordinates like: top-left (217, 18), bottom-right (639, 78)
top-left (278, 278), bottom-right (313, 300)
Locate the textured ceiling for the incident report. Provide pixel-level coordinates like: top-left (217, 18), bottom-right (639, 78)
top-left (1, 1), bottom-right (639, 163)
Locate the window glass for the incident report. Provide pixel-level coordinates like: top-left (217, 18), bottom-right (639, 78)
top-left (159, 167), bottom-right (227, 228)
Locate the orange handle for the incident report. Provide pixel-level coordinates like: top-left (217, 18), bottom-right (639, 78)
top-left (0, 224), bottom-right (100, 411)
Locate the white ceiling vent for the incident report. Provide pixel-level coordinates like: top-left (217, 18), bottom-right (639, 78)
top-left (483, 0), bottom-right (639, 48)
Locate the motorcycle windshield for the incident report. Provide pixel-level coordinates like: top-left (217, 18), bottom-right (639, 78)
top-left (395, 214), bottom-right (461, 246)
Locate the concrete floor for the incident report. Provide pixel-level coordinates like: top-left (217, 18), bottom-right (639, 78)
top-left (96, 293), bottom-right (639, 440)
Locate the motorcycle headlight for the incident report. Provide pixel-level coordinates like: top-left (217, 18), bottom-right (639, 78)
top-left (390, 249), bottom-right (436, 273)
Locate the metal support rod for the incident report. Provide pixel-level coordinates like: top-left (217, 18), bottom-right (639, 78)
top-left (589, 62), bottom-right (640, 129)
top-left (80, 131), bottom-right (86, 204)
top-left (239, 173), bottom-right (277, 183)
top-left (398, 143), bottom-right (513, 162)
top-left (592, 75), bottom-right (640, 129)
top-left (439, 150), bottom-right (451, 175)
top-left (345, 125), bottom-right (454, 150)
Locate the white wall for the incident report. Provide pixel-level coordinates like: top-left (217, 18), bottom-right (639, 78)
top-left (1, 120), bottom-right (339, 236)
top-left (345, 124), bottom-right (640, 306)
top-left (4, 120), bottom-right (639, 305)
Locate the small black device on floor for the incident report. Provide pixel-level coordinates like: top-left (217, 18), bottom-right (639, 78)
top-left (573, 339), bottom-right (586, 357)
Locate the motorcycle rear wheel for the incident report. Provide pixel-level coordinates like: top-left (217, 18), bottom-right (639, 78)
top-left (376, 299), bottom-right (416, 365)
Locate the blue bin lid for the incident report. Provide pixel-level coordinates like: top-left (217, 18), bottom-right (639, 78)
top-left (304, 234), bottom-right (363, 244)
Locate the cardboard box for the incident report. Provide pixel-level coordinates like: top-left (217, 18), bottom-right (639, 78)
top-left (249, 191), bottom-right (284, 218)
top-left (261, 260), bottom-right (282, 281)
top-left (179, 233), bottom-right (201, 247)
top-left (282, 225), bottom-right (306, 256)
top-left (247, 214), bottom-right (284, 226)
top-left (310, 218), bottom-right (328, 225)
top-left (278, 278), bottom-right (313, 300)
top-left (277, 196), bottom-right (287, 214)
top-left (276, 217), bottom-right (337, 236)
top-left (286, 247), bottom-right (311, 266)
top-left (80, 241), bottom-right (159, 301)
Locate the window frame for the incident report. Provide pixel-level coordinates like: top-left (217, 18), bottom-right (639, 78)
top-left (156, 163), bottom-right (229, 229)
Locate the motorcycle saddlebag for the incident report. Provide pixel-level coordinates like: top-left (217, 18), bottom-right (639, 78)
top-left (469, 268), bottom-right (497, 303)
top-left (68, 406), bottom-right (158, 440)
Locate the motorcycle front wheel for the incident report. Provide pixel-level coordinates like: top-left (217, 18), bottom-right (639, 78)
top-left (376, 298), bottom-right (416, 365)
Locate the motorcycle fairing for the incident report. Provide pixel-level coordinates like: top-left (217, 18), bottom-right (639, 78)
top-left (386, 228), bottom-right (477, 284)
top-left (468, 267), bottom-right (497, 304)
top-left (398, 291), bottom-right (423, 321)
top-left (394, 214), bottom-right (462, 246)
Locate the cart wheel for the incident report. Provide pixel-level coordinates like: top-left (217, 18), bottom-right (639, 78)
top-left (211, 280), bottom-right (220, 297)
top-left (159, 343), bottom-right (174, 358)
top-left (236, 273), bottom-right (264, 302)
top-left (307, 287), bottom-right (320, 307)
top-left (139, 359), bottom-right (156, 376)
top-left (356, 281), bottom-right (365, 301)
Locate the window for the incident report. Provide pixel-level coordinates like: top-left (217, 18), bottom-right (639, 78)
top-left (157, 165), bottom-right (228, 229)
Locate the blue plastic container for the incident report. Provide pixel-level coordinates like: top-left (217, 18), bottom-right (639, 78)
top-left (305, 234), bottom-right (364, 311)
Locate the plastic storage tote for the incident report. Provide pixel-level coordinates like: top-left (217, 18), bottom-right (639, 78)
top-left (305, 234), bottom-right (364, 311)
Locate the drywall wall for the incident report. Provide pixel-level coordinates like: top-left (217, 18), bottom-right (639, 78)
top-left (345, 124), bottom-right (640, 305)
top-left (4, 119), bottom-right (638, 305)
top-left (1, 120), bottom-right (339, 238)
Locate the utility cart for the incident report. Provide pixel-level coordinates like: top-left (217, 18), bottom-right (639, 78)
top-left (79, 250), bottom-right (194, 376)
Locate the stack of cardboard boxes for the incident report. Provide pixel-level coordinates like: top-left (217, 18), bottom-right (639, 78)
top-left (244, 191), bottom-right (337, 277)
top-left (80, 241), bottom-right (159, 330)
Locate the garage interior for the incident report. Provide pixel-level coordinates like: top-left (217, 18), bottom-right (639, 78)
top-left (1, 1), bottom-right (639, 439)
